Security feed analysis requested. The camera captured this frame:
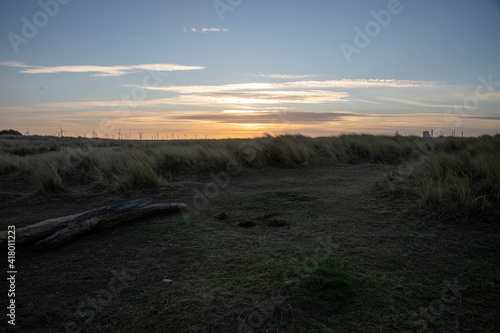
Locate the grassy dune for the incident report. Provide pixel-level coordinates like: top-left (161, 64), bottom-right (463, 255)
top-left (1, 133), bottom-right (499, 221)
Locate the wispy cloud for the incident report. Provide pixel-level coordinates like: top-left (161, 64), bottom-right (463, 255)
top-left (171, 111), bottom-right (360, 124)
top-left (354, 99), bottom-right (382, 105)
top-left (135, 79), bottom-right (439, 94)
top-left (250, 73), bottom-right (320, 80)
top-left (136, 83), bottom-right (277, 94)
top-left (37, 90), bottom-right (348, 109)
top-left (466, 115), bottom-right (500, 121)
top-left (377, 97), bottom-right (467, 109)
top-left (0, 61), bottom-right (32, 68)
top-left (0, 61), bottom-right (206, 77)
top-left (202, 27), bottom-right (231, 33)
top-left (482, 92), bottom-right (500, 101)
top-left (290, 79), bottom-right (439, 89)
top-left (194, 90), bottom-right (349, 104)
top-left (0, 106), bottom-right (62, 115)
top-left (40, 78), bottom-right (444, 110)
top-left (183, 26), bottom-right (230, 33)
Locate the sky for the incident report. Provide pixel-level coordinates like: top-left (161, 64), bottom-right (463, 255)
top-left (0, 0), bottom-right (499, 139)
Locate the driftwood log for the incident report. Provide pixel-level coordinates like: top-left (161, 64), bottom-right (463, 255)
top-left (0, 198), bottom-right (187, 250)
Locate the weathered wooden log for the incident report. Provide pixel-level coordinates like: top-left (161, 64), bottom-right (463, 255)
top-left (0, 198), bottom-right (186, 248)
top-left (0, 198), bottom-right (152, 247)
top-left (34, 203), bottom-right (187, 250)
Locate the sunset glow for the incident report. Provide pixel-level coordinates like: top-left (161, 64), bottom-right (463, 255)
top-left (1, 1), bottom-right (499, 139)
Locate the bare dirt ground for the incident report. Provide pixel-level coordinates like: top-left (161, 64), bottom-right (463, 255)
top-left (1, 163), bottom-right (499, 332)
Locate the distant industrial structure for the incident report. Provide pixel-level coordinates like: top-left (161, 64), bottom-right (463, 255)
top-left (423, 129), bottom-right (435, 138)
top-left (423, 128), bottom-right (463, 138)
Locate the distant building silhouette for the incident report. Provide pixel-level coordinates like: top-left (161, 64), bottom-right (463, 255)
top-left (423, 131), bottom-right (431, 138)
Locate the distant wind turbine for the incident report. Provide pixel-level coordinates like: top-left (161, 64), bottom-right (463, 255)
top-left (138, 132), bottom-right (143, 140)
top-left (59, 126), bottom-right (66, 138)
top-left (82, 131), bottom-right (88, 138)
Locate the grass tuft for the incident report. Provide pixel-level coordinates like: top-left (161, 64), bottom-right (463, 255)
top-left (32, 157), bottom-right (64, 193)
top-left (416, 151), bottom-right (500, 221)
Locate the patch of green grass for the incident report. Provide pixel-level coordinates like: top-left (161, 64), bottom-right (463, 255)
top-left (283, 261), bottom-right (358, 315)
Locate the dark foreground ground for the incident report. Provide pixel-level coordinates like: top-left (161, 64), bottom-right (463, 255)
top-left (1, 163), bottom-right (499, 332)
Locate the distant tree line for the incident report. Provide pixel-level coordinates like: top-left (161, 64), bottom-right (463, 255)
top-left (0, 129), bottom-right (22, 136)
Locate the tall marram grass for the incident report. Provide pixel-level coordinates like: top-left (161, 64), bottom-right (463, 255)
top-left (415, 152), bottom-right (500, 221)
top-left (25, 147), bottom-right (160, 192)
top-left (387, 134), bottom-right (500, 222)
top-left (1, 133), bottom-right (499, 222)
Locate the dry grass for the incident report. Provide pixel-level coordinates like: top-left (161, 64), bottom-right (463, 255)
top-left (385, 134), bottom-right (500, 222)
top-left (1, 133), bottom-right (499, 221)
top-left (417, 151), bottom-right (500, 221)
